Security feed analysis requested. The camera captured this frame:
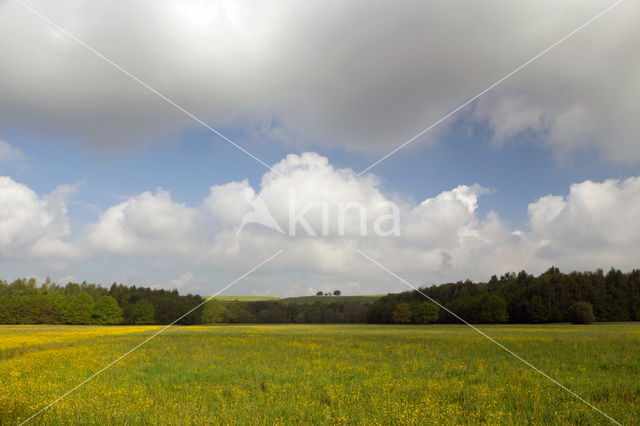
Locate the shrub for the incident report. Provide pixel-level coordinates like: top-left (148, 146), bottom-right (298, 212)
top-left (132, 300), bottom-right (155, 325)
top-left (201, 299), bottom-right (225, 323)
top-left (568, 301), bottom-right (595, 324)
top-left (480, 295), bottom-right (509, 323)
top-left (413, 301), bottom-right (439, 323)
top-left (91, 296), bottom-right (123, 324)
top-left (392, 302), bottom-right (412, 323)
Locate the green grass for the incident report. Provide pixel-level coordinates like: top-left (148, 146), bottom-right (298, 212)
top-left (212, 294), bottom-right (383, 304)
top-left (279, 295), bottom-right (383, 304)
top-left (213, 296), bottom-right (281, 302)
top-left (1, 323), bottom-right (638, 424)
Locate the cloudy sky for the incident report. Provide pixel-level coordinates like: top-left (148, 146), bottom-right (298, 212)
top-left (1, 0), bottom-right (639, 296)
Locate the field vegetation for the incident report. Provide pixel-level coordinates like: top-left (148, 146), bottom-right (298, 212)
top-left (278, 295), bottom-right (382, 305)
top-left (1, 323), bottom-right (638, 424)
top-left (2, 267), bottom-right (638, 326)
top-left (214, 296), bottom-right (281, 302)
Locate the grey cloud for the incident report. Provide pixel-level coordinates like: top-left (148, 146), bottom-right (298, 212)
top-left (1, 0), bottom-right (637, 161)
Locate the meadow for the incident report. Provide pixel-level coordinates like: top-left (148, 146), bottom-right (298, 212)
top-left (212, 294), bottom-right (382, 304)
top-left (213, 296), bottom-right (282, 302)
top-left (278, 295), bottom-right (382, 305)
top-left (1, 323), bottom-right (638, 425)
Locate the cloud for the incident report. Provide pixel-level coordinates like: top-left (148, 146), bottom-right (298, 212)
top-left (2, 154), bottom-right (640, 294)
top-left (168, 272), bottom-right (193, 289)
top-left (86, 189), bottom-right (204, 257)
top-left (1, 1), bottom-right (637, 161)
top-left (0, 140), bottom-right (28, 173)
top-left (79, 153), bottom-right (640, 293)
top-left (404, 184), bottom-right (491, 249)
top-left (0, 176), bottom-right (78, 259)
top-left (235, 152), bottom-right (395, 237)
top-left (29, 237), bottom-right (81, 260)
top-left (81, 153), bottom-right (500, 285)
top-left (528, 177), bottom-right (640, 268)
top-left (0, 140), bottom-right (26, 163)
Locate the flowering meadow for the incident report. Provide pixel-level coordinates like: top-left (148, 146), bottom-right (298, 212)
top-left (1, 324), bottom-right (638, 424)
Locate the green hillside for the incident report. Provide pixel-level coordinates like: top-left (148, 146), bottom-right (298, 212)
top-left (213, 295), bottom-right (383, 304)
top-left (279, 295), bottom-right (384, 304)
top-left (214, 296), bottom-right (281, 302)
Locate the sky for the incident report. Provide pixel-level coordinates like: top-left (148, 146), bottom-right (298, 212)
top-left (1, 0), bottom-right (639, 296)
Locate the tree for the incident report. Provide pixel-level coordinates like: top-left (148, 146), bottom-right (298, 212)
top-left (480, 295), bottom-right (508, 323)
top-left (524, 294), bottom-right (549, 323)
top-left (57, 291), bottom-right (94, 324)
top-left (0, 301), bottom-right (9, 323)
top-left (201, 299), bottom-right (225, 323)
top-left (223, 302), bottom-right (254, 323)
top-left (568, 301), bottom-right (595, 324)
top-left (91, 296), bottom-right (123, 324)
top-left (236, 307), bottom-right (257, 323)
top-left (267, 304), bottom-right (286, 322)
top-left (321, 308), bottom-right (336, 323)
top-left (132, 300), bottom-right (155, 324)
top-left (392, 302), bottom-right (412, 323)
top-left (414, 302), bottom-right (439, 323)
top-left (305, 309), bottom-right (322, 323)
top-left (333, 290), bottom-right (341, 296)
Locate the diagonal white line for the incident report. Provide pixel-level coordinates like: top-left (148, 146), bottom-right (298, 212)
top-left (357, 0), bottom-right (627, 176)
top-left (12, 0), bottom-right (282, 176)
top-left (356, 249), bottom-right (621, 425)
top-left (18, 250), bottom-right (283, 425)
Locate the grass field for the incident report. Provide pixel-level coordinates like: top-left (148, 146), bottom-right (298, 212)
top-left (1, 323), bottom-right (638, 424)
top-left (278, 295), bottom-right (383, 304)
top-left (213, 296), bottom-right (281, 302)
top-left (213, 295), bottom-right (382, 304)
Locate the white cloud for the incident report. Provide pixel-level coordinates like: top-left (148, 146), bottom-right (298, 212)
top-left (0, 140), bottom-right (28, 173)
top-left (2, 154), bottom-right (640, 294)
top-left (0, 140), bottom-right (26, 163)
top-left (86, 189), bottom-right (204, 257)
top-left (204, 180), bottom-right (254, 227)
top-left (1, 1), bottom-right (638, 161)
top-left (29, 237), bottom-right (80, 260)
top-left (528, 177), bottom-right (640, 268)
top-left (81, 153), bottom-right (498, 285)
top-left (79, 153), bottom-right (640, 293)
top-left (404, 184), bottom-right (491, 249)
top-left (168, 272), bottom-right (193, 289)
top-left (0, 176), bottom-right (77, 258)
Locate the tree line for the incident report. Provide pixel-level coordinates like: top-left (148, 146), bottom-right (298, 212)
top-left (0, 278), bottom-right (204, 325)
top-left (200, 299), bottom-right (370, 324)
top-left (0, 267), bottom-right (638, 325)
top-left (367, 267), bottom-right (640, 324)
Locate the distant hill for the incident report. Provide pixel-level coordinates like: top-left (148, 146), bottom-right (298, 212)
top-left (214, 296), bottom-right (281, 302)
top-left (279, 295), bottom-right (384, 304)
top-left (213, 295), bottom-right (383, 304)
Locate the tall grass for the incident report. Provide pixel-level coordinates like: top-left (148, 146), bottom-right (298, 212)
top-left (1, 323), bottom-right (638, 424)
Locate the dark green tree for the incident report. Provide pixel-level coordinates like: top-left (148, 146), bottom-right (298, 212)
top-left (91, 296), bottom-right (123, 324)
top-left (480, 295), bottom-right (508, 323)
top-left (57, 291), bottom-right (94, 324)
top-left (414, 301), bottom-right (439, 323)
top-left (568, 301), bottom-right (595, 324)
top-left (132, 300), bottom-right (155, 325)
top-left (201, 299), bottom-right (225, 323)
top-left (392, 302), bottom-right (412, 323)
